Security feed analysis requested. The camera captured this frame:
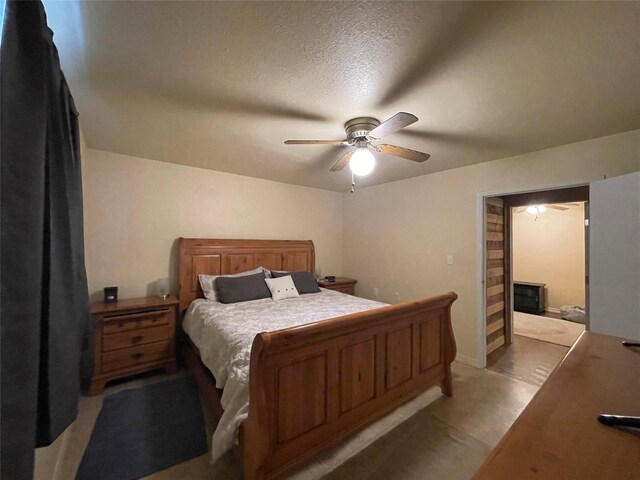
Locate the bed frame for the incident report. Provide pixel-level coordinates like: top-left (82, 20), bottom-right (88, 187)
top-left (178, 238), bottom-right (457, 480)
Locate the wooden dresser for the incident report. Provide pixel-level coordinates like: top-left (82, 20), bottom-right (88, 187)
top-left (318, 277), bottom-right (357, 295)
top-left (89, 296), bottom-right (179, 395)
top-left (474, 332), bottom-right (640, 480)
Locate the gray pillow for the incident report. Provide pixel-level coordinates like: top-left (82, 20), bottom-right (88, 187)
top-left (215, 272), bottom-right (271, 304)
top-left (198, 266), bottom-right (266, 302)
top-left (272, 271), bottom-right (320, 294)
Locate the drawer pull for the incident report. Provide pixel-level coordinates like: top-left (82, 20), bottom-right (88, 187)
top-left (132, 335), bottom-right (144, 343)
top-left (132, 352), bottom-right (144, 360)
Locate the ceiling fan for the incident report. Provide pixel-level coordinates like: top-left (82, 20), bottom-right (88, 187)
top-left (284, 112), bottom-right (430, 178)
top-left (515, 203), bottom-right (580, 214)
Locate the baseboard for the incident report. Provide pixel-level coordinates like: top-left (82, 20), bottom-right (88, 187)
top-left (53, 427), bottom-right (70, 480)
top-left (456, 353), bottom-right (482, 368)
top-left (547, 307), bottom-right (561, 314)
top-left (34, 421), bottom-right (72, 480)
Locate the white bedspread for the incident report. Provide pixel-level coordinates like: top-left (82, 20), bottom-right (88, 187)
top-left (182, 289), bottom-right (387, 461)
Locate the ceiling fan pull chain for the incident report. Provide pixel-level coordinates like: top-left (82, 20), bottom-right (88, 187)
top-left (350, 172), bottom-right (356, 193)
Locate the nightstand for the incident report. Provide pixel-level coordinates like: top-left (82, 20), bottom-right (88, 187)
top-left (318, 277), bottom-right (358, 295)
top-left (88, 295), bottom-right (179, 395)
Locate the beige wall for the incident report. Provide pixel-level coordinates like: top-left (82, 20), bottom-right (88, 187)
top-left (82, 149), bottom-right (343, 301)
top-left (342, 130), bottom-right (640, 366)
top-left (81, 130), bottom-right (639, 363)
top-left (512, 204), bottom-right (585, 310)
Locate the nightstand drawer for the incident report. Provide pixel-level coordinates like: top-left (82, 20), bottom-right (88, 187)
top-left (139, 309), bottom-right (171, 328)
top-left (332, 285), bottom-right (355, 295)
top-left (102, 325), bottom-right (169, 352)
top-left (318, 277), bottom-right (357, 296)
top-left (102, 309), bottom-right (171, 334)
top-left (102, 341), bottom-right (169, 372)
top-left (103, 317), bottom-right (138, 334)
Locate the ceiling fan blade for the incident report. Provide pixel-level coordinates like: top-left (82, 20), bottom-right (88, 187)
top-left (546, 204), bottom-right (569, 211)
top-left (330, 151), bottom-right (353, 172)
top-left (375, 144), bottom-right (430, 163)
top-left (369, 112), bottom-right (418, 139)
top-left (378, 4), bottom-right (506, 107)
top-left (285, 140), bottom-right (347, 145)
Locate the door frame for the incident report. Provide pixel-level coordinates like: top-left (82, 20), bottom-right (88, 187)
top-left (477, 182), bottom-right (590, 368)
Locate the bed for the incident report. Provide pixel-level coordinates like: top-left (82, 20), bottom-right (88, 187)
top-left (178, 238), bottom-right (457, 480)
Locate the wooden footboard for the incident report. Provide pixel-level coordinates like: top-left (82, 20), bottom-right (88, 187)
top-left (241, 292), bottom-right (458, 480)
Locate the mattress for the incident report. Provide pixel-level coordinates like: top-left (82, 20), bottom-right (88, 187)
top-left (182, 288), bottom-right (387, 461)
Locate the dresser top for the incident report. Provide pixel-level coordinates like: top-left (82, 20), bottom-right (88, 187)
top-left (474, 332), bottom-right (640, 479)
top-left (91, 295), bottom-right (179, 314)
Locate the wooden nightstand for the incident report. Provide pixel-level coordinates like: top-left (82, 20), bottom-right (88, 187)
top-left (318, 277), bottom-right (358, 295)
top-left (88, 295), bottom-right (179, 395)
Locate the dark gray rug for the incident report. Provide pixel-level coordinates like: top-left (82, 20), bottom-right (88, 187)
top-left (76, 376), bottom-right (208, 480)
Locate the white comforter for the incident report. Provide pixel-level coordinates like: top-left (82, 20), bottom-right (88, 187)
top-left (182, 289), bottom-right (387, 461)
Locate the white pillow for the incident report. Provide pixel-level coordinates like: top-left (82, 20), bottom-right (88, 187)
top-left (265, 275), bottom-right (299, 301)
top-left (199, 267), bottom-right (266, 302)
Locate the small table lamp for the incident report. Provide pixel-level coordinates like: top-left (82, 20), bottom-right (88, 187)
top-left (157, 278), bottom-right (170, 299)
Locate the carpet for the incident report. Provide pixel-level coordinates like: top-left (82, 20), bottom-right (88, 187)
top-left (513, 311), bottom-right (584, 347)
top-left (76, 376), bottom-right (208, 480)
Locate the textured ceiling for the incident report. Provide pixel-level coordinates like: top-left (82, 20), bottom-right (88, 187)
top-left (45, 1), bottom-right (640, 192)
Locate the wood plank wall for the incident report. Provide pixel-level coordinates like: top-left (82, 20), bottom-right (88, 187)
top-left (486, 197), bottom-right (507, 354)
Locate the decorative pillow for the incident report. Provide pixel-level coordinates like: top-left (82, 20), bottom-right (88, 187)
top-left (265, 275), bottom-right (300, 301)
top-left (271, 271), bottom-right (320, 294)
top-left (214, 272), bottom-right (272, 304)
top-left (198, 267), bottom-right (266, 302)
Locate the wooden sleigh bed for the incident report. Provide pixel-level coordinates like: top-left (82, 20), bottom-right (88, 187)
top-left (178, 238), bottom-right (457, 480)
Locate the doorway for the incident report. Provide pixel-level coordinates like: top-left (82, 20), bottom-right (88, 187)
top-left (484, 186), bottom-right (590, 360)
top-left (511, 200), bottom-right (586, 347)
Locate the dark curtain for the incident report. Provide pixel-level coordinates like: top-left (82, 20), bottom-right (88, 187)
top-left (1, 1), bottom-right (91, 479)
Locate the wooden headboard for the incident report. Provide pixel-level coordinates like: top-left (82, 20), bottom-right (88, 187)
top-left (178, 238), bottom-right (315, 312)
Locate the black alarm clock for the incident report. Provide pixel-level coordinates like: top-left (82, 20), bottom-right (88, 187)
top-left (103, 286), bottom-right (118, 303)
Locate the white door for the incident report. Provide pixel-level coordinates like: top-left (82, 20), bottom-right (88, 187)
top-left (589, 172), bottom-right (640, 340)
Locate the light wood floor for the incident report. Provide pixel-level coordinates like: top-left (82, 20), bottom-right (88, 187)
top-left (487, 334), bottom-right (569, 386)
top-left (41, 336), bottom-right (565, 480)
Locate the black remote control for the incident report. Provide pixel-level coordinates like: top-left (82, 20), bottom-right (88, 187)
top-left (597, 414), bottom-right (640, 429)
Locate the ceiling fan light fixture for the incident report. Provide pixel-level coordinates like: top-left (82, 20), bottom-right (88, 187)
top-left (349, 147), bottom-right (375, 176)
top-left (284, 112), bottom-right (430, 186)
top-left (525, 205), bottom-right (547, 214)
top-left (526, 205), bottom-right (539, 214)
